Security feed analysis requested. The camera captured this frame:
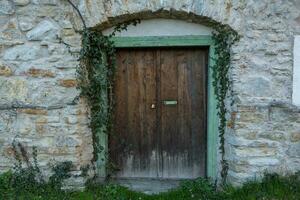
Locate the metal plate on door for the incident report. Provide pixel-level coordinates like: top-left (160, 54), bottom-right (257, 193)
top-left (163, 100), bottom-right (178, 105)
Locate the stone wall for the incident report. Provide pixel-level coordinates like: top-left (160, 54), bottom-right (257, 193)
top-left (0, 0), bottom-right (300, 186)
top-left (0, 0), bottom-right (92, 187)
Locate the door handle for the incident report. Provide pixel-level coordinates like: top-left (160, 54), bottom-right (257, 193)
top-left (151, 104), bottom-right (156, 109)
top-left (163, 100), bottom-right (178, 105)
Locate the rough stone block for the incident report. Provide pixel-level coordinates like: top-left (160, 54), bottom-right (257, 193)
top-left (259, 131), bottom-right (286, 141)
top-left (26, 68), bottom-right (56, 78)
top-left (3, 44), bottom-right (47, 61)
top-left (0, 78), bottom-right (28, 105)
top-left (59, 79), bottom-right (77, 88)
top-left (0, 64), bottom-right (13, 76)
top-left (13, 0), bottom-right (30, 6)
top-left (32, 0), bottom-right (58, 5)
top-left (55, 136), bottom-right (80, 147)
top-left (18, 108), bottom-right (48, 115)
top-left (287, 143), bottom-right (300, 157)
top-left (0, 110), bottom-right (17, 135)
top-left (26, 19), bottom-right (60, 41)
top-left (35, 124), bottom-right (46, 135)
top-left (65, 116), bottom-right (77, 124)
top-left (236, 106), bottom-right (268, 123)
top-left (0, 0), bottom-right (15, 15)
top-left (17, 16), bottom-right (35, 31)
top-left (47, 116), bottom-right (60, 123)
top-left (234, 147), bottom-right (277, 157)
top-left (290, 132), bottom-right (300, 142)
top-left (247, 157), bottom-right (280, 166)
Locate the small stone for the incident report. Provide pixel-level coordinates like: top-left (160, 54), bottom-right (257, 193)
top-left (227, 119), bottom-right (234, 128)
top-left (33, 137), bottom-right (53, 148)
top-left (0, 64), bottom-right (13, 76)
top-left (0, 78), bottom-right (28, 104)
top-left (36, 117), bottom-right (48, 123)
top-left (0, 0), bottom-right (15, 15)
top-left (4, 147), bottom-right (15, 157)
top-left (19, 126), bottom-right (32, 134)
top-left (242, 76), bottom-right (272, 97)
top-left (55, 136), bottom-right (79, 147)
top-left (237, 109), bottom-right (267, 123)
top-left (0, 17), bottom-right (25, 45)
top-left (32, 0), bottom-right (58, 5)
top-left (247, 158), bottom-right (280, 166)
top-left (235, 147), bottom-right (276, 157)
top-left (62, 29), bottom-right (75, 36)
top-left (60, 20), bottom-right (73, 29)
top-left (18, 108), bottom-right (48, 115)
top-left (26, 68), bottom-right (56, 78)
top-left (26, 19), bottom-right (59, 41)
top-left (290, 132), bottom-right (300, 142)
top-left (242, 132), bottom-right (257, 140)
top-left (47, 116), bottom-right (60, 123)
top-left (59, 79), bottom-right (77, 88)
top-left (18, 17), bottom-right (35, 31)
top-left (36, 124), bottom-right (46, 134)
top-left (65, 116), bottom-right (77, 124)
top-left (260, 132), bottom-right (285, 141)
top-left (13, 0), bottom-right (30, 6)
top-left (287, 143), bottom-right (300, 157)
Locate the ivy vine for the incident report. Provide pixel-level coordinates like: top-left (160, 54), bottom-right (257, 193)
top-left (211, 25), bottom-right (239, 184)
top-left (77, 21), bottom-right (140, 169)
top-left (64, 0), bottom-right (140, 176)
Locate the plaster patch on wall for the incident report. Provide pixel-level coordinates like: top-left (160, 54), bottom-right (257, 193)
top-left (102, 19), bottom-right (212, 36)
top-left (293, 36), bottom-right (300, 106)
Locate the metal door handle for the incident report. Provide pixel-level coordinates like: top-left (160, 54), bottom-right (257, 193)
top-left (151, 104), bottom-right (156, 109)
top-left (163, 100), bottom-right (178, 105)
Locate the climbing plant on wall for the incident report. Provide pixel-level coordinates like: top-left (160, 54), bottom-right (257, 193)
top-left (211, 25), bottom-right (239, 184)
top-left (77, 21), bottom-right (140, 166)
top-left (64, 0), bottom-right (140, 175)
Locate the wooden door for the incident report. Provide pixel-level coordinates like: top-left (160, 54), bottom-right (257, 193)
top-left (110, 48), bottom-right (207, 180)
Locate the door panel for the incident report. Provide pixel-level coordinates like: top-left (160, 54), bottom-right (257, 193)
top-left (159, 49), bottom-right (206, 178)
top-left (111, 48), bottom-right (207, 179)
top-left (111, 49), bottom-right (158, 178)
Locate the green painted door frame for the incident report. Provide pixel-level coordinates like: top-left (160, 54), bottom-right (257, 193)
top-left (99, 35), bottom-right (218, 179)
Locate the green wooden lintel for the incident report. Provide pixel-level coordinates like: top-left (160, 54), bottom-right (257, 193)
top-left (111, 36), bottom-right (213, 48)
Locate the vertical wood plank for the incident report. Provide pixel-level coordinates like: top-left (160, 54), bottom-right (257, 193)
top-left (159, 49), bottom-right (180, 178)
top-left (177, 49), bottom-right (193, 178)
top-left (110, 50), bottom-right (128, 174)
top-left (189, 49), bottom-right (206, 177)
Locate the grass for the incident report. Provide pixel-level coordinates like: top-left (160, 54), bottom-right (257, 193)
top-left (1, 171), bottom-right (299, 200)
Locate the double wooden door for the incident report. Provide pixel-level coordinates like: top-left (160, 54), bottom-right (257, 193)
top-left (110, 47), bottom-right (208, 179)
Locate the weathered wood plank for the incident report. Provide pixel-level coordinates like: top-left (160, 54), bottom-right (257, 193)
top-left (160, 49), bottom-right (179, 178)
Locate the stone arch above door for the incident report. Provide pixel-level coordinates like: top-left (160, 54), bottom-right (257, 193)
top-left (73, 1), bottom-right (241, 33)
